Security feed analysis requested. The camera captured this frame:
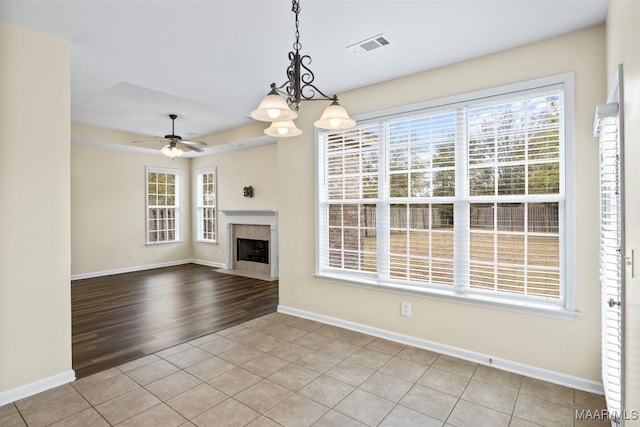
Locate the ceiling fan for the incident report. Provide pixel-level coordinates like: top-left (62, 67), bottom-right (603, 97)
top-left (132, 114), bottom-right (207, 158)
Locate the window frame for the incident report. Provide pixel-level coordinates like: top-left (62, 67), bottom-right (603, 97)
top-left (315, 73), bottom-right (577, 319)
top-left (146, 166), bottom-right (181, 245)
top-left (195, 167), bottom-right (218, 243)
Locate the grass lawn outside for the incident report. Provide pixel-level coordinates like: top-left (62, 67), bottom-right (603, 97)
top-left (332, 231), bottom-right (560, 299)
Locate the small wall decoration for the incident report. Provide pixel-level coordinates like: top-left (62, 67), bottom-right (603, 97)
top-left (243, 186), bottom-right (254, 198)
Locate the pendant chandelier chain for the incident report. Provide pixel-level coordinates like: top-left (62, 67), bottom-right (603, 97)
top-left (292, 0), bottom-right (301, 52)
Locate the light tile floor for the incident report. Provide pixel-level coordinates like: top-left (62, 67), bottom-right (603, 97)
top-left (1, 312), bottom-right (609, 427)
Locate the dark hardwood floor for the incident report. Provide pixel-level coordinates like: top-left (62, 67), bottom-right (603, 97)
top-left (71, 263), bottom-right (278, 379)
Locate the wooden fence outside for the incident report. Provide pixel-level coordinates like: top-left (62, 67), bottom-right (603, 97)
top-left (361, 204), bottom-right (558, 234)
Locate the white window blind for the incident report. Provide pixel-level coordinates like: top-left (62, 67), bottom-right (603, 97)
top-left (385, 109), bottom-right (459, 287)
top-left (597, 107), bottom-right (623, 422)
top-left (146, 167), bottom-right (180, 244)
top-left (317, 77), bottom-right (572, 311)
top-left (196, 167), bottom-right (217, 242)
top-left (319, 125), bottom-right (381, 274)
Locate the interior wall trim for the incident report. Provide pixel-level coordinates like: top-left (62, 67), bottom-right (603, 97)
top-left (71, 259), bottom-right (226, 281)
top-left (0, 370), bottom-right (76, 406)
top-left (277, 305), bottom-right (605, 396)
top-left (72, 134), bottom-right (275, 158)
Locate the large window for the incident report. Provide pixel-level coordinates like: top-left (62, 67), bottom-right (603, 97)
top-left (196, 167), bottom-right (217, 242)
top-left (146, 167), bottom-right (180, 244)
top-left (317, 75), bottom-right (575, 314)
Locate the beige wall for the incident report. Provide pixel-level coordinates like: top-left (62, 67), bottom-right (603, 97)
top-left (191, 142), bottom-right (278, 265)
top-left (278, 26), bottom-right (605, 381)
top-left (606, 0), bottom-right (640, 420)
top-left (70, 133), bottom-right (192, 276)
top-left (0, 21), bottom-right (72, 392)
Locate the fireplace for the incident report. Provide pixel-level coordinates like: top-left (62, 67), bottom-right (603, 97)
top-left (237, 238), bottom-right (269, 264)
top-left (221, 210), bottom-right (278, 280)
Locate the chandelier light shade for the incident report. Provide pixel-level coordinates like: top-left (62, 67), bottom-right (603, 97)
top-left (264, 120), bottom-right (303, 137)
top-left (250, 87), bottom-right (298, 122)
top-left (161, 144), bottom-right (184, 159)
top-left (251, 0), bottom-right (356, 137)
top-left (314, 99), bottom-right (357, 130)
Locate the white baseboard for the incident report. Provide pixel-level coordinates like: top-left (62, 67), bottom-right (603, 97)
top-left (71, 259), bottom-right (226, 281)
top-left (277, 305), bottom-right (604, 395)
top-left (192, 259), bottom-right (227, 269)
top-left (0, 370), bottom-right (76, 406)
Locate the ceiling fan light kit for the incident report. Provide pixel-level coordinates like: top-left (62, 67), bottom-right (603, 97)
top-left (251, 0), bottom-right (356, 137)
top-left (161, 144), bottom-right (184, 159)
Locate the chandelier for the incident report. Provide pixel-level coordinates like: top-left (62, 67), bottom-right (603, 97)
top-left (250, 0), bottom-right (356, 137)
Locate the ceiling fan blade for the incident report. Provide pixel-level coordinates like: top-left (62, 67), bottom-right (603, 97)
top-left (177, 142), bottom-right (204, 153)
top-left (181, 140), bottom-right (207, 147)
top-left (131, 139), bottom-right (167, 144)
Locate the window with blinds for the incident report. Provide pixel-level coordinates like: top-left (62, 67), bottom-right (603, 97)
top-left (323, 125), bottom-right (380, 273)
top-left (147, 167), bottom-right (181, 244)
top-left (196, 167), bottom-right (217, 242)
top-left (317, 75), bottom-right (573, 311)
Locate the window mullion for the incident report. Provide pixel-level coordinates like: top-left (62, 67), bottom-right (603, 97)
top-left (454, 108), bottom-right (469, 292)
top-left (378, 122), bottom-right (390, 280)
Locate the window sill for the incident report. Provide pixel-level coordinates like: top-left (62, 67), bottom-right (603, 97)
top-left (195, 239), bottom-right (218, 244)
top-left (146, 240), bottom-right (183, 246)
top-left (313, 272), bottom-right (581, 320)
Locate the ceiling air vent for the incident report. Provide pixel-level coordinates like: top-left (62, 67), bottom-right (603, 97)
top-left (347, 34), bottom-right (390, 55)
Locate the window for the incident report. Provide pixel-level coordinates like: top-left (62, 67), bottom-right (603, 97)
top-left (317, 74), bottom-right (575, 315)
top-left (146, 167), bottom-right (180, 244)
top-left (196, 167), bottom-right (217, 242)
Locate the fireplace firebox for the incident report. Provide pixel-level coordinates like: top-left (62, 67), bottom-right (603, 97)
top-left (237, 238), bottom-right (269, 264)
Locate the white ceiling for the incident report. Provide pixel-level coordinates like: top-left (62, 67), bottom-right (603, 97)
top-left (1, 0), bottom-right (607, 140)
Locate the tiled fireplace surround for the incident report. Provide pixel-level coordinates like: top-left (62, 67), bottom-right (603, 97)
top-left (221, 210), bottom-right (278, 280)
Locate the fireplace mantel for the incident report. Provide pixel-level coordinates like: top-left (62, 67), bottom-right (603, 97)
top-left (221, 210), bottom-right (278, 279)
top-left (221, 209), bottom-right (277, 217)
top-left (221, 210), bottom-right (277, 226)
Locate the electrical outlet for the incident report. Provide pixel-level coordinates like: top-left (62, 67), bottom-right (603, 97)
top-left (129, 251), bottom-right (135, 260)
top-left (401, 301), bottom-right (411, 317)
